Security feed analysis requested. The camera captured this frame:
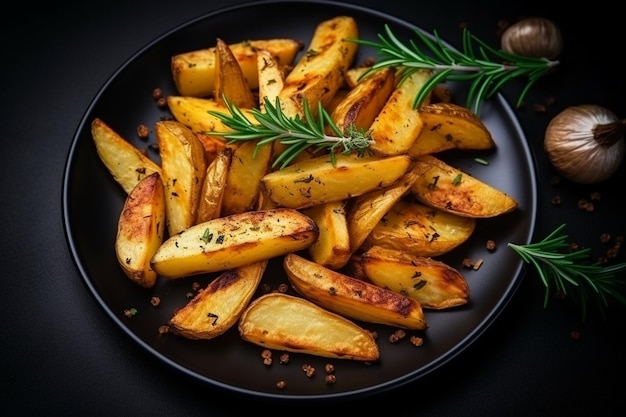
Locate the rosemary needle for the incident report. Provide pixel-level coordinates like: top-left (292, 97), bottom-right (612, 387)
top-left (206, 96), bottom-right (373, 169)
top-left (349, 24), bottom-right (560, 113)
top-left (508, 223), bottom-right (626, 321)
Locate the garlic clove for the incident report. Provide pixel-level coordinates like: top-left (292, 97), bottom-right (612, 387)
top-left (544, 104), bottom-right (626, 184)
top-left (501, 17), bottom-right (563, 60)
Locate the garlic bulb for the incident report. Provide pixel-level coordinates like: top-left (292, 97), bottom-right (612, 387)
top-left (544, 105), bottom-right (625, 184)
top-left (501, 17), bottom-right (563, 59)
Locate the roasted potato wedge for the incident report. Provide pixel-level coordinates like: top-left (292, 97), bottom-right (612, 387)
top-left (368, 69), bottom-right (432, 156)
top-left (284, 253), bottom-right (427, 330)
top-left (278, 15), bottom-right (359, 118)
top-left (221, 140), bottom-right (273, 216)
top-left (360, 246), bottom-right (470, 309)
top-left (238, 293), bottom-right (380, 361)
top-left (151, 208), bottom-right (318, 278)
top-left (257, 48), bottom-right (286, 111)
top-left (155, 120), bottom-right (207, 236)
top-left (171, 38), bottom-right (303, 97)
top-left (408, 102), bottom-right (495, 157)
top-left (261, 153), bottom-right (412, 209)
top-left (167, 96), bottom-right (256, 135)
top-left (362, 198), bottom-right (476, 257)
top-left (346, 162), bottom-right (428, 252)
top-left (91, 118), bottom-right (161, 194)
top-left (330, 67), bottom-right (395, 134)
top-left (168, 260), bottom-right (267, 340)
top-left (115, 172), bottom-right (165, 288)
top-left (196, 147), bottom-right (232, 223)
top-left (411, 155), bottom-right (518, 218)
top-left (214, 38), bottom-right (256, 108)
top-left (302, 200), bottom-right (351, 269)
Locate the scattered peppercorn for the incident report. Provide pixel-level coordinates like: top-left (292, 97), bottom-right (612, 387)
top-left (191, 281), bottom-right (201, 291)
top-left (551, 195), bottom-right (562, 206)
top-left (302, 364), bottom-right (315, 377)
top-left (569, 329), bottom-right (582, 341)
top-left (136, 124), bottom-right (150, 140)
top-left (600, 233), bottom-right (611, 244)
top-left (276, 380), bottom-right (287, 389)
top-left (589, 191), bottom-right (601, 201)
top-left (158, 325), bottom-right (169, 335)
top-left (152, 87), bottom-right (163, 100)
top-left (324, 363), bottom-right (335, 374)
top-left (533, 103), bottom-right (547, 113)
top-left (277, 283), bottom-right (289, 293)
top-left (123, 308), bottom-right (138, 318)
top-left (279, 353), bottom-right (290, 364)
top-left (577, 198), bottom-right (594, 212)
top-left (156, 97), bottom-right (168, 109)
top-left (410, 335), bottom-right (424, 346)
top-left (150, 296), bottom-right (161, 307)
top-left (324, 374), bottom-right (337, 384)
top-left (486, 239), bottom-right (496, 251)
top-left (389, 329), bottom-right (407, 343)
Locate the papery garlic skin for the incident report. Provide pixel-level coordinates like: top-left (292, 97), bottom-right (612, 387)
top-left (544, 105), bottom-right (625, 184)
top-left (501, 17), bottom-right (563, 60)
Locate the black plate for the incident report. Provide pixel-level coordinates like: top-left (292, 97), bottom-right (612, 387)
top-left (63, 0), bottom-right (537, 401)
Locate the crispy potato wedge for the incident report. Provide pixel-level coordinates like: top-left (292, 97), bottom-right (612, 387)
top-left (408, 103), bottom-right (495, 157)
top-left (239, 293), bottom-right (379, 361)
top-left (151, 208), bottom-right (318, 278)
top-left (346, 162), bottom-right (428, 252)
top-left (115, 172), bottom-right (165, 288)
top-left (221, 140), bottom-right (273, 216)
top-left (344, 66), bottom-right (370, 89)
top-left (171, 38), bottom-right (303, 97)
top-left (360, 246), bottom-right (470, 309)
top-left (168, 260), bottom-right (267, 340)
top-left (284, 253), bottom-right (427, 330)
top-left (411, 155), bottom-right (518, 218)
top-left (257, 48), bottom-right (286, 111)
top-left (302, 200), bottom-right (351, 269)
top-left (362, 199), bottom-right (476, 257)
top-left (195, 132), bottom-right (230, 166)
top-left (330, 67), bottom-right (395, 134)
top-left (278, 15), bottom-right (359, 118)
top-left (261, 153), bottom-right (412, 209)
top-left (196, 147), bottom-right (232, 223)
top-left (155, 120), bottom-right (207, 236)
top-left (167, 96), bottom-right (256, 135)
top-left (214, 38), bottom-right (256, 108)
top-left (91, 118), bottom-right (161, 194)
top-left (368, 69), bottom-right (432, 156)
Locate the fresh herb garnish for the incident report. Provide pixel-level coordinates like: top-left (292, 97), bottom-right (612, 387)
top-left (508, 223), bottom-right (626, 320)
top-left (207, 96), bottom-right (373, 169)
top-left (349, 24), bottom-right (559, 113)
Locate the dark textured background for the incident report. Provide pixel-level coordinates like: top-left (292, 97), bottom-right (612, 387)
top-left (2, 0), bottom-right (624, 415)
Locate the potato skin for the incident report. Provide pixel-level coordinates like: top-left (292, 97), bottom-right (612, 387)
top-left (284, 253), bottom-right (428, 330)
top-left (115, 172), bottom-right (165, 288)
top-left (151, 208), bottom-right (319, 278)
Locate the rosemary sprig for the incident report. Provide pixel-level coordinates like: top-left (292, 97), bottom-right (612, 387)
top-left (207, 96), bottom-right (373, 169)
top-left (349, 24), bottom-right (560, 113)
top-left (508, 223), bottom-right (626, 321)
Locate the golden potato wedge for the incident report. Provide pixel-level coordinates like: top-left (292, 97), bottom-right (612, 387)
top-left (151, 208), bottom-right (318, 278)
top-left (257, 48), bottom-right (285, 111)
top-left (278, 15), bottom-right (359, 118)
top-left (261, 153), bottom-right (412, 209)
top-left (171, 38), bottom-right (303, 97)
top-left (302, 200), bottom-right (351, 269)
top-left (411, 155), bottom-right (518, 218)
top-left (214, 38), bottom-right (256, 108)
top-left (362, 199), bottom-right (476, 257)
top-left (408, 103), bottom-right (496, 157)
top-left (284, 253), bottom-right (427, 330)
top-left (330, 67), bottom-right (396, 134)
top-left (168, 260), bottom-right (267, 340)
top-left (155, 120), bottom-right (207, 236)
top-left (360, 246), bottom-right (470, 309)
top-left (196, 147), bottom-right (232, 223)
top-left (221, 139), bottom-right (273, 216)
top-left (238, 293), bottom-right (379, 361)
top-left (115, 172), bottom-right (165, 288)
top-left (167, 96), bottom-right (256, 135)
top-left (195, 132), bottom-right (230, 166)
top-left (344, 66), bottom-right (370, 89)
top-left (91, 118), bottom-right (161, 194)
top-left (368, 69), bottom-right (433, 156)
top-left (346, 162), bottom-right (429, 252)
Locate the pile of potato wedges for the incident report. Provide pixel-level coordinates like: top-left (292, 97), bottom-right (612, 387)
top-left (91, 15), bottom-right (518, 361)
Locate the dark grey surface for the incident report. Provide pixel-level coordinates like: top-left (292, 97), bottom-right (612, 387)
top-left (2, 0), bottom-right (625, 415)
